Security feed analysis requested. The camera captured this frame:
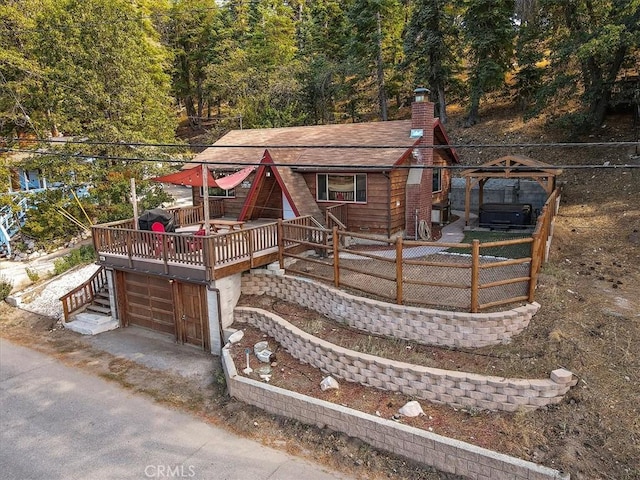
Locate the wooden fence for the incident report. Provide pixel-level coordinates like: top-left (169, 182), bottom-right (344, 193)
top-left (281, 189), bottom-right (561, 312)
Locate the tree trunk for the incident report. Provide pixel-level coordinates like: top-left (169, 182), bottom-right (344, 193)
top-left (587, 46), bottom-right (628, 127)
top-left (196, 77), bottom-right (204, 119)
top-left (437, 85), bottom-right (447, 124)
top-left (376, 12), bottom-right (388, 121)
top-left (46, 109), bottom-right (59, 137)
top-left (184, 96), bottom-right (197, 126)
top-left (465, 84), bottom-right (481, 127)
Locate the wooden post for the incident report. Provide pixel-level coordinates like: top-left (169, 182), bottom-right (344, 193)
top-left (126, 231), bottom-right (133, 268)
top-left (470, 239), bottom-right (480, 313)
top-left (247, 229), bottom-right (254, 268)
top-left (277, 219), bottom-right (284, 269)
top-left (130, 178), bottom-right (138, 230)
top-left (161, 234), bottom-right (169, 274)
top-left (202, 235), bottom-right (214, 281)
top-left (333, 226), bottom-right (339, 288)
top-left (465, 178), bottom-right (471, 226)
top-left (202, 163), bottom-right (210, 234)
top-left (396, 236), bottom-right (403, 305)
top-left (528, 233), bottom-right (542, 302)
top-left (62, 301), bottom-right (70, 323)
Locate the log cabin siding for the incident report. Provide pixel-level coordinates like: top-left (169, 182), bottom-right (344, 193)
top-left (432, 151), bottom-right (451, 205)
top-left (390, 168), bottom-right (408, 234)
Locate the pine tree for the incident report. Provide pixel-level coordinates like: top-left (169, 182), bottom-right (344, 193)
top-left (459, 0), bottom-right (516, 126)
top-left (404, 0), bottom-right (461, 123)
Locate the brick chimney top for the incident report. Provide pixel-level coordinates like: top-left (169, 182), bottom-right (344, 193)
top-left (413, 87), bottom-right (430, 103)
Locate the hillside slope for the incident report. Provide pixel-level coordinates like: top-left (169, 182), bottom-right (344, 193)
top-left (441, 103), bottom-right (640, 479)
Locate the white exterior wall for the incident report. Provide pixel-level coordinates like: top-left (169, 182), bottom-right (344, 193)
top-left (208, 272), bottom-right (242, 354)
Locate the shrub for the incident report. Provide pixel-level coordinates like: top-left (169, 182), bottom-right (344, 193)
top-left (25, 266), bottom-right (40, 283)
top-left (0, 274), bottom-right (13, 300)
top-left (53, 245), bottom-right (96, 275)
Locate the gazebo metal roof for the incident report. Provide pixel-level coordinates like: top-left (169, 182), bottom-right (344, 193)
top-left (460, 155), bottom-right (562, 226)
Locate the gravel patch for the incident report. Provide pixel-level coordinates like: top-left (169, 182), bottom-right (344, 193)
top-left (10, 264), bottom-right (101, 320)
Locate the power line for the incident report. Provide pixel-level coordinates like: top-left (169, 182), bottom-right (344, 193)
top-left (3, 147), bottom-right (639, 170)
top-left (7, 137), bottom-right (640, 150)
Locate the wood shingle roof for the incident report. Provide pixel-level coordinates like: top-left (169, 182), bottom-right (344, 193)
top-left (193, 119), bottom-right (458, 169)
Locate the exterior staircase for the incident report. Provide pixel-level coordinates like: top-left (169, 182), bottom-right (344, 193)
top-left (64, 281), bottom-right (119, 335)
top-left (85, 288), bottom-right (112, 316)
top-left (0, 198), bottom-right (29, 257)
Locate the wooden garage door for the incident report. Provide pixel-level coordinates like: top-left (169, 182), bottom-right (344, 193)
top-left (122, 272), bottom-right (176, 336)
top-left (176, 282), bottom-right (210, 350)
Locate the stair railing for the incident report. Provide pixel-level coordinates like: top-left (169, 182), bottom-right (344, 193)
top-left (59, 266), bottom-right (108, 322)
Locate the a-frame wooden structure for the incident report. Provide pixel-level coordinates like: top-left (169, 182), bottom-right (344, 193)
top-left (238, 150), bottom-right (300, 221)
top-left (461, 155), bottom-right (562, 226)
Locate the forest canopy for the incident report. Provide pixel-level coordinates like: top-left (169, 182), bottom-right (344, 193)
top-left (1, 0), bottom-right (638, 137)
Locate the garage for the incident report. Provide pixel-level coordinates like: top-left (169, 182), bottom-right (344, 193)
top-left (118, 272), bottom-right (210, 350)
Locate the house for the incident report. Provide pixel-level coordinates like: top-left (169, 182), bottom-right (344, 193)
top-left (1, 141), bottom-right (90, 255)
top-left (4, 152), bottom-right (48, 194)
top-left (84, 91), bottom-right (459, 356)
top-left (191, 90), bottom-right (459, 239)
top-left (1, 151), bottom-right (45, 255)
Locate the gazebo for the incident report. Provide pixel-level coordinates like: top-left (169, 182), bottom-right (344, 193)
top-left (460, 155), bottom-right (562, 226)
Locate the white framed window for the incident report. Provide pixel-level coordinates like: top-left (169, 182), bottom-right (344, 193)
top-left (317, 174), bottom-right (367, 203)
top-left (201, 186), bottom-right (235, 198)
top-left (432, 167), bottom-right (442, 193)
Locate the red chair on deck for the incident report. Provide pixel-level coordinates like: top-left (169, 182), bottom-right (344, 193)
top-left (151, 222), bottom-right (167, 255)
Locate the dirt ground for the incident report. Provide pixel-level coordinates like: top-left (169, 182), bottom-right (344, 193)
top-left (2, 101), bottom-right (639, 480)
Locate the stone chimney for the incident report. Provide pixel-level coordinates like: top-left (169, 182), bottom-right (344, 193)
top-left (405, 88), bottom-right (435, 239)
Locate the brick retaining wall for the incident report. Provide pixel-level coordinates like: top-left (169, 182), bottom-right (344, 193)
top-left (235, 307), bottom-right (576, 413)
top-left (242, 269), bottom-right (540, 348)
top-left (222, 346), bottom-right (570, 480)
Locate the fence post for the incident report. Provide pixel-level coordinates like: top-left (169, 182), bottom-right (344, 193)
top-left (277, 219), bottom-right (284, 270)
top-left (62, 301), bottom-right (70, 323)
top-left (396, 236), bottom-right (403, 305)
top-left (247, 229), bottom-right (254, 268)
top-left (470, 239), bottom-right (480, 313)
top-left (203, 235), bottom-right (215, 281)
top-left (333, 227), bottom-right (340, 288)
top-left (528, 233), bottom-right (542, 302)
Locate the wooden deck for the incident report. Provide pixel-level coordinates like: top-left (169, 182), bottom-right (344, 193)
top-left (93, 217), bottom-right (282, 283)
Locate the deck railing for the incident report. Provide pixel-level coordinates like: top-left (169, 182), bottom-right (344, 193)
top-left (166, 205), bottom-right (204, 227)
top-left (92, 220), bottom-right (280, 280)
top-left (91, 191), bottom-right (561, 312)
top-left (164, 199), bottom-right (224, 226)
top-left (59, 266), bottom-right (108, 322)
top-left (325, 203), bottom-right (348, 230)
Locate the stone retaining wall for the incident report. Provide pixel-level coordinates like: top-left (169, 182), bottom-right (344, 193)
top-left (241, 269), bottom-right (540, 348)
top-left (222, 346), bottom-right (570, 480)
top-left (235, 307), bottom-right (576, 413)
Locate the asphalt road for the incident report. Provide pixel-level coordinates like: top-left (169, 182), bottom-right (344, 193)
top-left (0, 339), bottom-right (351, 480)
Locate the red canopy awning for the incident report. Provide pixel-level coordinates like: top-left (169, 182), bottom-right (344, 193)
top-left (214, 166), bottom-right (255, 190)
top-left (151, 165), bottom-right (217, 188)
